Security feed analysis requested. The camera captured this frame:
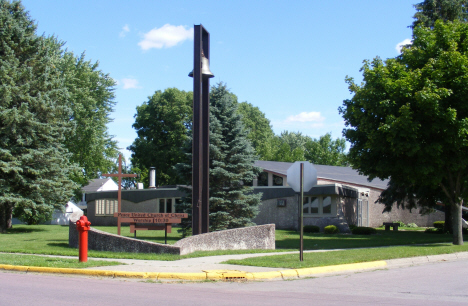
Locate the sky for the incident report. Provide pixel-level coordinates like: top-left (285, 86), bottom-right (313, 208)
top-left (21, 0), bottom-right (417, 162)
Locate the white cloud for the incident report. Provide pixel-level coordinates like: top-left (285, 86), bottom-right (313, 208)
top-left (285, 112), bottom-right (325, 123)
top-left (120, 24), bottom-right (130, 38)
top-left (121, 78), bottom-right (141, 89)
top-left (396, 38), bottom-right (412, 53)
top-left (138, 24), bottom-right (193, 50)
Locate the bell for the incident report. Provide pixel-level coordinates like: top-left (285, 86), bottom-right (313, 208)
top-left (188, 54), bottom-right (214, 78)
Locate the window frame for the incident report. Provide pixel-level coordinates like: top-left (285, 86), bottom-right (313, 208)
top-left (302, 195), bottom-right (336, 216)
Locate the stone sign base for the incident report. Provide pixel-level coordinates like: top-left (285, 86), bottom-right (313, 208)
top-left (69, 214), bottom-right (275, 255)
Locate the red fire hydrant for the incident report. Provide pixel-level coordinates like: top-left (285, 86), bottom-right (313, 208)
top-left (76, 216), bottom-right (91, 262)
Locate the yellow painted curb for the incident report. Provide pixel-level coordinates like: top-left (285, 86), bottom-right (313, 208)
top-left (250, 271), bottom-right (283, 280)
top-left (113, 271), bottom-right (148, 278)
top-left (0, 260), bottom-right (387, 281)
top-left (206, 272), bottom-right (224, 280)
top-left (280, 269), bottom-right (299, 279)
top-left (0, 264), bottom-right (29, 272)
top-left (157, 272), bottom-right (207, 280)
top-left (145, 272), bottom-right (160, 279)
top-left (296, 260), bottom-right (387, 278)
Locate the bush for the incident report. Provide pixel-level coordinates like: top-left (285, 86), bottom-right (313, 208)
top-left (394, 220), bottom-right (406, 227)
top-left (433, 221), bottom-right (445, 229)
top-left (324, 225), bottom-right (339, 234)
top-left (425, 228), bottom-right (442, 234)
top-left (348, 224), bottom-right (357, 231)
top-left (352, 227), bottom-right (377, 235)
top-left (406, 223), bottom-right (418, 228)
top-left (303, 225), bottom-right (320, 233)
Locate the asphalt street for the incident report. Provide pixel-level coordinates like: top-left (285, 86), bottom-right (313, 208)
top-left (1, 257), bottom-right (467, 305)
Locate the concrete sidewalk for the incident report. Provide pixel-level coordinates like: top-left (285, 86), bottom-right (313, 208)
top-left (1, 250), bottom-right (468, 281)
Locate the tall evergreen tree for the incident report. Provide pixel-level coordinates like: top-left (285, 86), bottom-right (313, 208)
top-left (176, 83), bottom-right (262, 234)
top-left (411, 0), bottom-right (468, 29)
top-left (0, 1), bottom-right (78, 230)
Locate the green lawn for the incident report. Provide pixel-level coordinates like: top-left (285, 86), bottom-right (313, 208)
top-left (275, 228), bottom-right (457, 250)
top-left (0, 224), bottom-right (465, 265)
top-left (0, 253), bottom-right (122, 269)
top-left (224, 243), bottom-right (468, 269)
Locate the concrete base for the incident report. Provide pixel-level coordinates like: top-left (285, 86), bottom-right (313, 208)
top-left (69, 219), bottom-right (275, 255)
top-left (174, 224), bottom-right (276, 255)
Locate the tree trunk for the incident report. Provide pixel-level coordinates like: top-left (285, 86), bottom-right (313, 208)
top-left (445, 204), bottom-right (452, 233)
top-left (0, 203), bottom-right (13, 233)
top-left (451, 201), bottom-right (463, 245)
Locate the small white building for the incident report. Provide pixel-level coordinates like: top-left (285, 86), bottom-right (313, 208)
top-left (51, 201), bottom-right (83, 225)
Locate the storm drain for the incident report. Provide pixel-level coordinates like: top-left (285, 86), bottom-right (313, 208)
top-left (204, 270), bottom-right (247, 281)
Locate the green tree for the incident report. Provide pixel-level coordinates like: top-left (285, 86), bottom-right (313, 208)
top-left (257, 131), bottom-right (347, 166)
top-left (257, 131), bottom-right (306, 162)
top-left (304, 133), bottom-right (347, 166)
top-left (60, 51), bottom-right (119, 189)
top-left (412, 0), bottom-right (468, 29)
top-left (339, 21), bottom-right (468, 245)
top-left (236, 101), bottom-right (274, 153)
top-left (257, 135), bottom-right (306, 162)
top-left (177, 83), bottom-right (262, 234)
top-left (128, 88), bottom-right (192, 186)
top-left (0, 1), bottom-right (78, 229)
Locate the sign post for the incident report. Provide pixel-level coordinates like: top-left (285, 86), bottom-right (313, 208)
top-left (287, 161), bottom-right (317, 261)
top-left (102, 154), bottom-right (137, 236)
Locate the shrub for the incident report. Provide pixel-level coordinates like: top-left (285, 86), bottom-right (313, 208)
top-left (303, 225), bottom-right (320, 233)
top-left (352, 227), bottom-right (377, 235)
top-left (425, 228), bottom-right (442, 234)
top-left (406, 223), bottom-right (418, 228)
top-left (433, 221), bottom-right (445, 229)
top-left (324, 225), bottom-right (339, 234)
top-left (348, 224), bottom-right (357, 231)
top-left (394, 220), bottom-right (406, 227)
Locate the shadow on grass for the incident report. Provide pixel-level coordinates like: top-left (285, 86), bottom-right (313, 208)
top-left (47, 243), bottom-right (71, 248)
top-left (7, 227), bottom-right (46, 234)
top-left (275, 230), bottom-right (457, 250)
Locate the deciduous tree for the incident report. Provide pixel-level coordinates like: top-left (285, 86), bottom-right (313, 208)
top-left (128, 88), bottom-right (192, 186)
top-left (60, 51), bottom-right (119, 189)
top-left (236, 101), bottom-right (274, 153)
top-left (339, 21), bottom-right (468, 245)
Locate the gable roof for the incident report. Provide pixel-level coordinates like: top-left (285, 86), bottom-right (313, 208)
top-left (82, 178), bottom-right (118, 193)
top-left (254, 160), bottom-right (389, 190)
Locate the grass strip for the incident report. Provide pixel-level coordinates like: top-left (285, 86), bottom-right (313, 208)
top-left (0, 225), bottom-right (462, 261)
top-left (0, 253), bottom-right (122, 269)
top-left (223, 243), bottom-right (468, 269)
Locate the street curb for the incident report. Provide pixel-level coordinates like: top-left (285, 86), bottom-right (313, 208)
top-left (0, 260), bottom-right (387, 281)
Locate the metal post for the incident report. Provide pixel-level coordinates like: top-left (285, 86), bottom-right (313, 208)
top-left (191, 25), bottom-right (211, 235)
top-left (192, 25), bottom-right (203, 235)
top-left (300, 162), bottom-right (304, 262)
top-left (201, 29), bottom-right (210, 234)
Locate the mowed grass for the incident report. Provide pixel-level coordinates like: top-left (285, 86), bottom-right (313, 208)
top-left (275, 228), bottom-right (458, 250)
top-left (0, 225), bottom-right (285, 260)
top-left (0, 224), bottom-right (465, 268)
top-left (224, 243), bottom-right (468, 269)
top-left (0, 253), bottom-right (122, 269)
